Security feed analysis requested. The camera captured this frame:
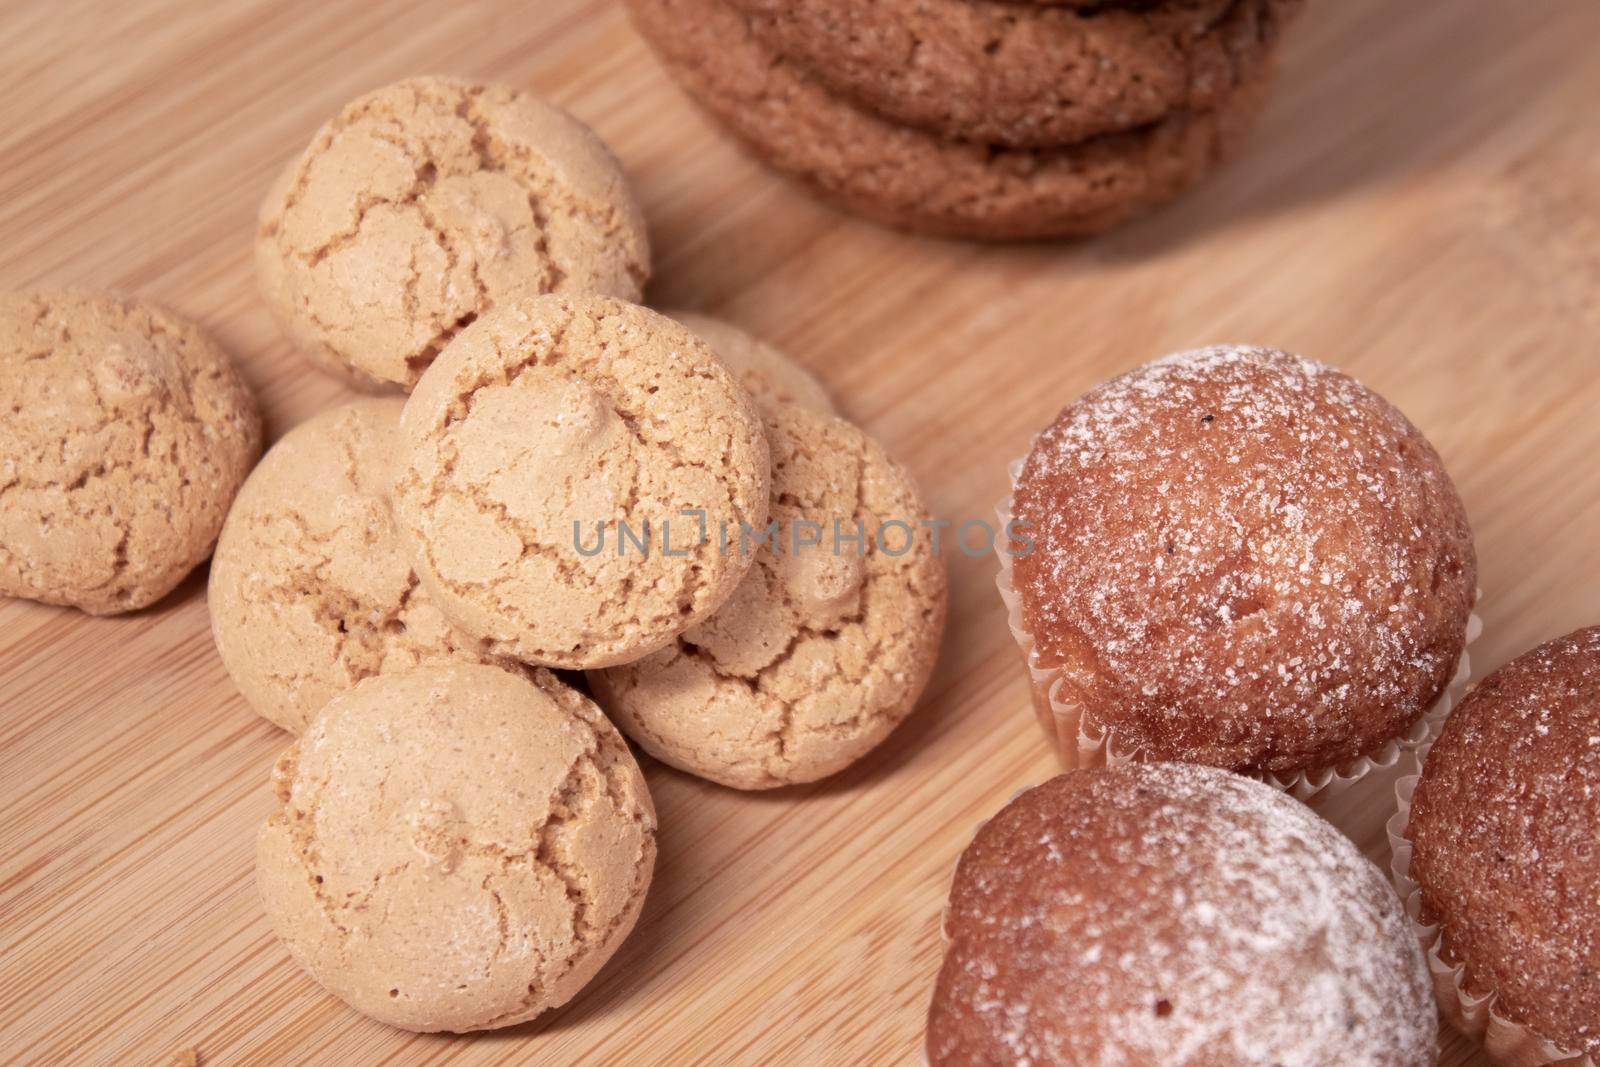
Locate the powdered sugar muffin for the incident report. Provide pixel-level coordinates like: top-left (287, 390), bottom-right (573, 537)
top-left (1398, 626), bottom-right (1600, 1063)
top-left (1003, 346), bottom-right (1476, 782)
top-left (927, 763), bottom-right (1436, 1066)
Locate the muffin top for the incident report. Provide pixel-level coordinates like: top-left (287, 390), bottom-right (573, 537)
top-left (1408, 625), bottom-right (1600, 1057)
top-left (0, 289), bottom-right (261, 614)
top-left (928, 763), bottom-right (1435, 1067)
top-left (1010, 346), bottom-right (1475, 774)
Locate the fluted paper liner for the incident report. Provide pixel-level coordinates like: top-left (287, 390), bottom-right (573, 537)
top-left (996, 454), bottom-right (1482, 802)
top-left (1388, 759), bottom-right (1595, 1067)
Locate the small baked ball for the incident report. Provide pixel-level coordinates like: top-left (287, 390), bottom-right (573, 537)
top-left (256, 76), bottom-right (650, 391)
top-left (210, 399), bottom-right (511, 733)
top-left (1407, 626), bottom-right (1600, 1060)
top-left (665, 310), bottom-right (836, 415)
top-left (1011, 345), bottom-right (1475, 775)
top-left (0, 290), bottom-right (261, 614)
top-left (589, 404), bottom-right (945, 788)
top-left (928, 763), bottom-right (1436, 1067)
top-left (256, 663), bottom-right (657, 1032)
top-left (393, 294), bottom-right (770, 669)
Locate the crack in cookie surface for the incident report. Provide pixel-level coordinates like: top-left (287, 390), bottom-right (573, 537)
top-left (394, 294), bottom-right (770, 669)
top-left (256, 664), bottom-right (657, 1033)
top-left (590, 404), bottom-right (947, 789)
top-left (0, 290), bottom-right (261, 614)
top-left (256, 76), bottom-right (650, 388)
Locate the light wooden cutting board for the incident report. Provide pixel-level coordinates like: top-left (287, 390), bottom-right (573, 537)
top-left (3, 1), bottom-right (1598, 1063)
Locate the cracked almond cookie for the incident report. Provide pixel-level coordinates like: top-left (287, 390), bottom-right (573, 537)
top-left (589, 403), bottom-right (946, 789)
top-left (626, 0), bottom-right (1273, 239)
top-left (256, 76), bottom-right (651, 392)
top-left (730, 0), bottom-right (1297, 149)
top-left (256, 662), bottom-right (657, 1032)
top-left (0, 290), bottom-right (261, 615)
top-left (209, 398), bottom-right (511, 733)
top-left (394, 294), bottom-right (770, 669)
top-left (665, 310), bottom-right (836, 415)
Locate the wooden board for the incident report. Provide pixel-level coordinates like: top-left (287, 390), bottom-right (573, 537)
top-left (3, 1), bottom-right (1598, 1063)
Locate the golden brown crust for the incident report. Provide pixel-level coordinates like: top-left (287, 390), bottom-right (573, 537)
top-left (625, 0), bottom-right (1274, 240)
top-left (1011, 346), bottom-right (1476, 775)
top-left (1408, 626), bottom-right (1600, 1057)
top-left (0, 289), bottom-right (261, 614)
top-left (928, 764), bottom-right (1435, 1066)
top-left (730, 0), bottom-right (1297, 149)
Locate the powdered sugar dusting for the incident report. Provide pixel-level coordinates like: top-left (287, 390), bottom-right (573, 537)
top-left (928, 764), bottom-right (1435, 1066)
top-left (1011, 346), bottom-right (1475, 773)
top-left (1408, 626), bottom-right (1600, 1055)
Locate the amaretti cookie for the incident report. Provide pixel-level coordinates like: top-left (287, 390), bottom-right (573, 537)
top-left (256, 76), bottom-right (650, 391)
top-left (589, 403), bottom-right (945, 789)
top-left (256, 663), bottom-right (657, 1032)
top-left (667, 310), bottom-right (836, 415)
top-left (209, 398), bottom-right (508, 733)
top-left (393, 294), bottom-right (770, 669)
top-left (1002, 346), bottom-right (1476, 786)
top-left (927, 763), bottom-right (1436, 1066)
top-left (1395, 626), bottom-right (1600, 1064)
top-left (729, 0), bottom-right (1295, 149)
top-left (625, 0), bottom-right (1273, 240)
top-left (0, 290), bottom-right (261, 614)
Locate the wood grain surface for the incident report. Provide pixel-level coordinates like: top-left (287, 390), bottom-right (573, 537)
top-left (3, 1), bottom-right (1598, 1064)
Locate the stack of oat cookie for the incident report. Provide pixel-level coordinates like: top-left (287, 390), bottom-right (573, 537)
top-left (626, 0), bottom-right (1306, 239)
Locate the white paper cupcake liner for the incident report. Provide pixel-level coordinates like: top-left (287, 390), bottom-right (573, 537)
top-left (995, 454), bottom-right (1482, 803)
top-left (1388, 771), bottom-right (1595, 1066)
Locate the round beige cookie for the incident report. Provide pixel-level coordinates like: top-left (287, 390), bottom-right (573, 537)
top-left (589, 404), bottom-right (946, 789)
top-left (394, 294), bottom-right (770, 669)
top-left (666, 310), bottom-right (835, 415)
top-left (257, 76), bottom-right (651, 391)
top-left (210, 398), bottom-right (515, 733)
top-left (256, 662), bottom-right (657, 1032)
top-left (0, 290), bottom-right (261, 615)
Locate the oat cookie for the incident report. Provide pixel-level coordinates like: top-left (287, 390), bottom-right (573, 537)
top-left (393, 294), bottom-right (770, 669)
top-left (626, 0), bottom-right (1273, 239)
top-left (257, 76), bottom-right (651, 391)
top-left (666, 310), bottom-right (835, 415)
top-left (731, 0), bottom-right (1294, 149)
top-left (590, 404), bottom-right (945, 789)
top-left (256, 663), bottom-right (656, 1032)
top-left (210, 398), bottom-right (512, 733)
top-left (0, 290), bottom-right (261, 614)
